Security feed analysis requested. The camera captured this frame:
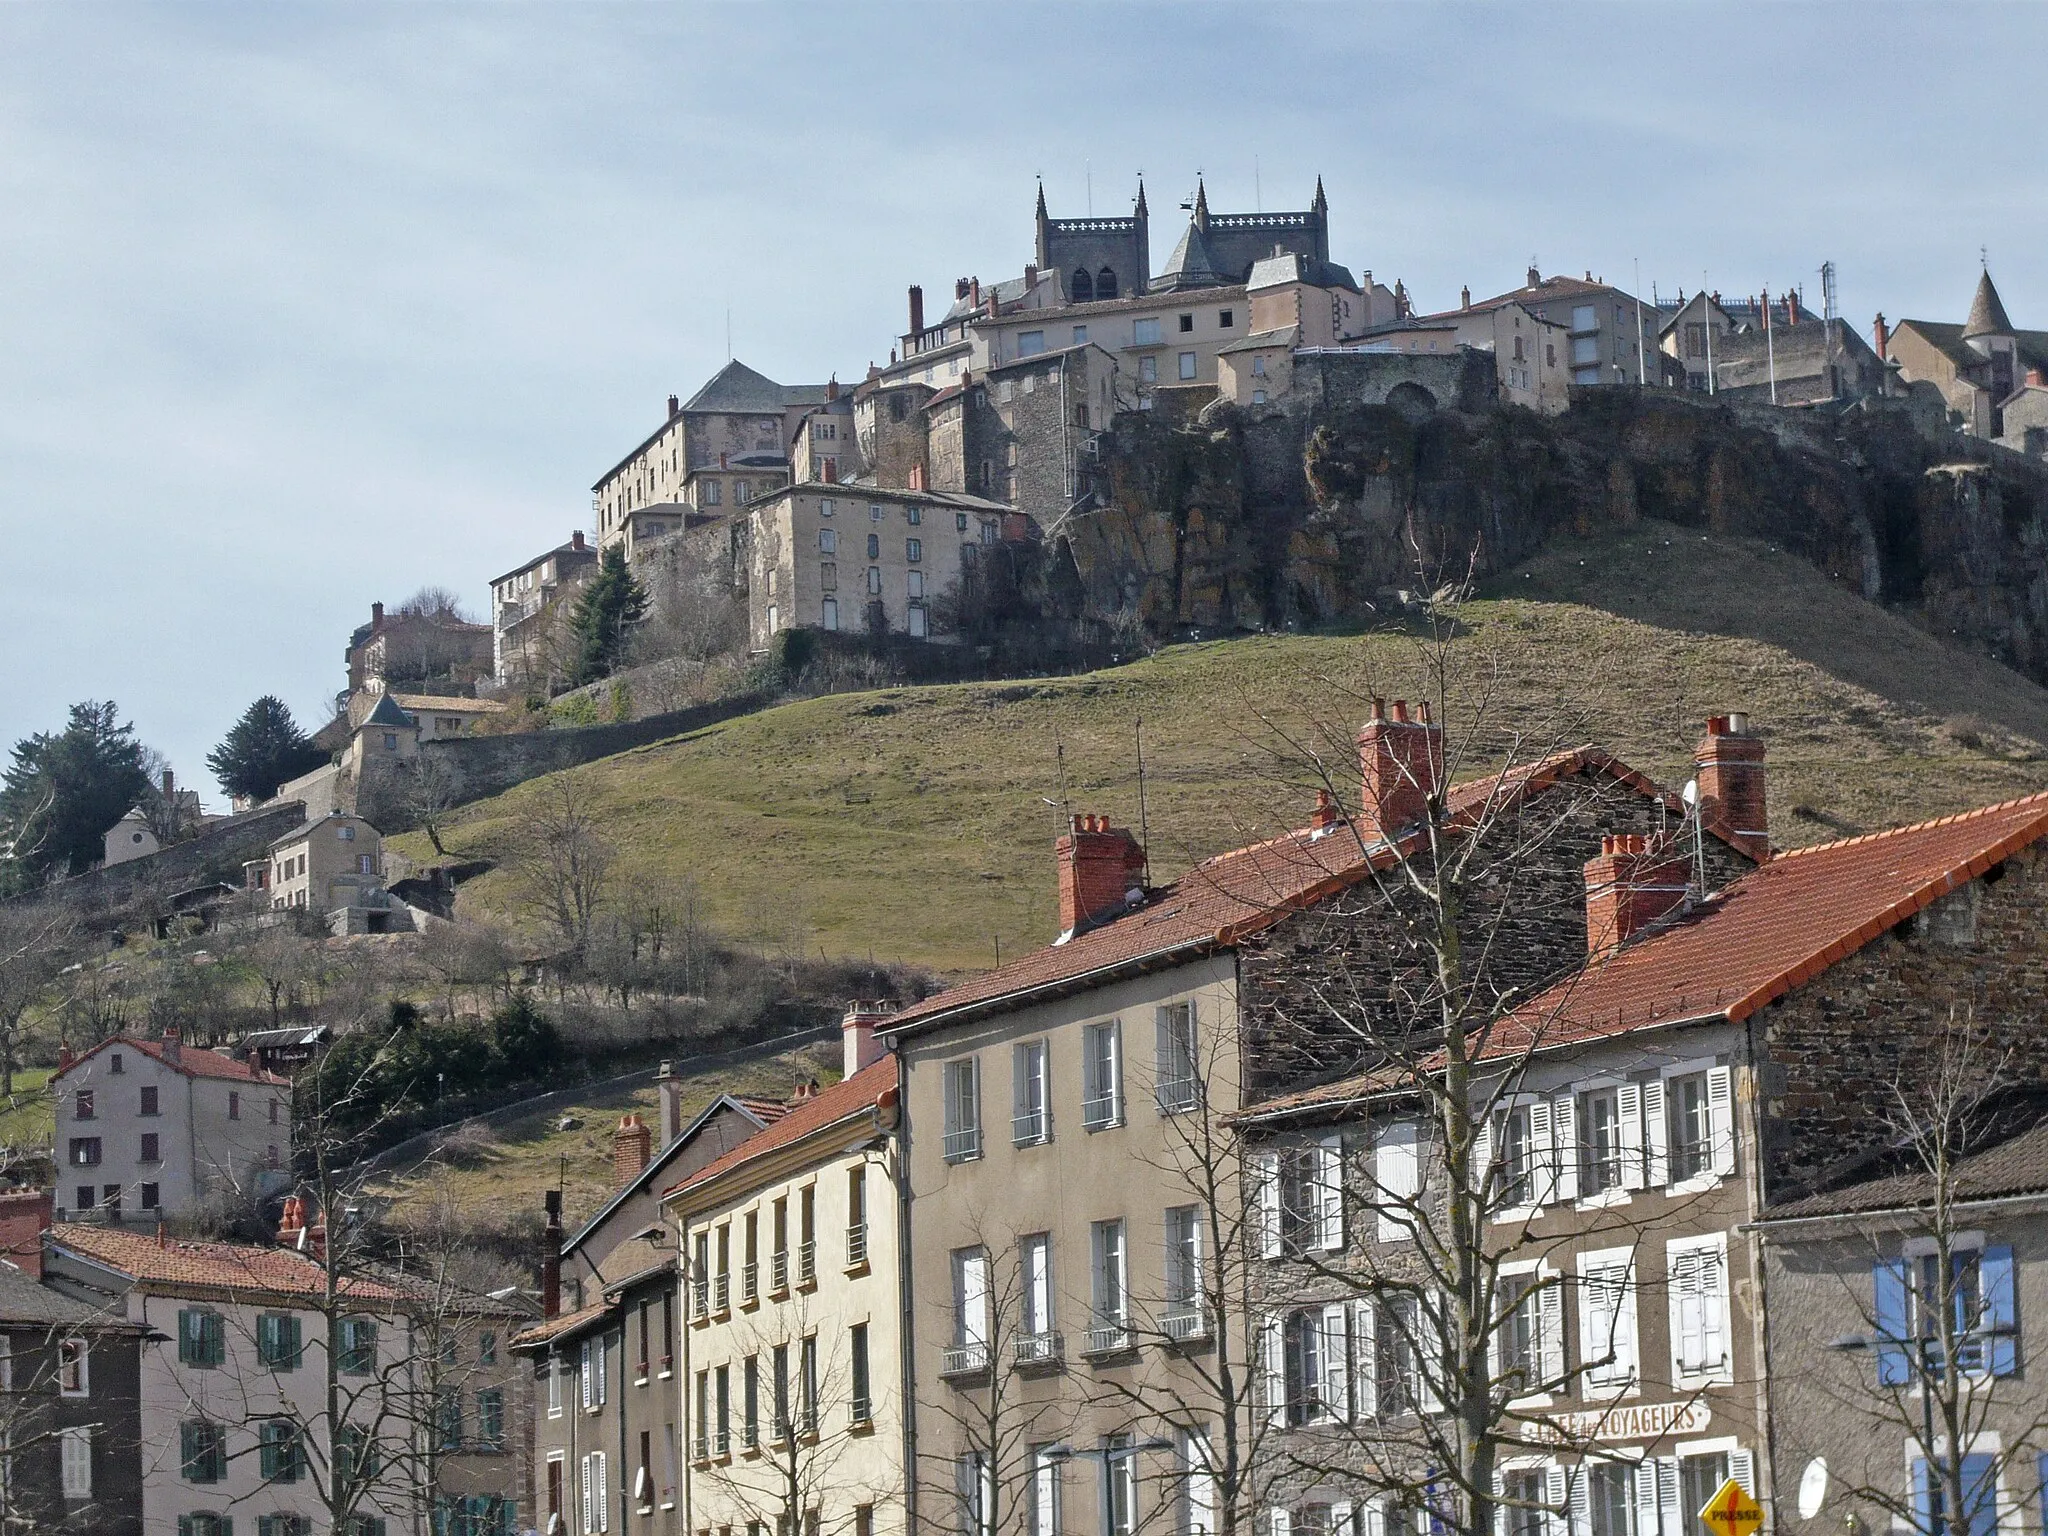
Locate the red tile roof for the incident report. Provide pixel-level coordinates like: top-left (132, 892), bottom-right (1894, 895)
top-left (509, 1299), bottom-right (612, 1351)
top-left (884, 748), bottom-right (1734, 1035)
top-left (49, 1223), bottom-right (405, 1303)
top-left (62, 1035), bottom-right (289, 1087)
top-left (663, 1058), bottom-right (899, 1203)
top-left (1249, 790), bottom-right (2048, 1119)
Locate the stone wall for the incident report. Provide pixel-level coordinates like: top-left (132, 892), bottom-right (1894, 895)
top-left (7, 801), bottom-right (308, 917)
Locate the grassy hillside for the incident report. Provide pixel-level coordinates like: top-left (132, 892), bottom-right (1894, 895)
top-left (394, 523), bottom-right (2048, 974)
top-left (0, 1068), bottom-right (53, 1151)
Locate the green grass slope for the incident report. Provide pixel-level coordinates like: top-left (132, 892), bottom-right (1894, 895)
top-left (395, 524), bottom-right (2048, 974)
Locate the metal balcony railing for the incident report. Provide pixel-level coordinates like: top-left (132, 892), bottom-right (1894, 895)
top-left (1083, 1320), bottom-right (1132, 1356)
top-left (846, 1223), bottom-right (868, 1268)
top-left (943, 1126), bottom-right (983, 1163)
top-left (741, 1262), bottom-right (758, 1303)
top-left (939, 1342), bottom-right (992, 1378)
top-left (797, 1241), bottom-right (816, 1286)
top-left (1162, 1307), bottom-right (1210, 1343)
top-left (771, 1251), bottom-right (790, 1292)
top-left (1081, 1093), bottom-right (1122, 1131)
top-left (1014, 1331), bottom-right (1065, 1366)
top-left (691, 1280), bottom-right (709, 1319)
top-left (713, 1275), bottom-right (730, 1313)
top-left (1011, 1109), bottom-right (1049, 1147)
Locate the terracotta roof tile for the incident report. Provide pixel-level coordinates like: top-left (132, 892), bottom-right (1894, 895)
top-left (884, 749), bottom-right (1733, 1035)
top-left (509, 1299), bottom-right (612, 1351)
top-left (49, 1224), bottom-right (405, 1303)
top-left (1250, 790), bottom-right (2048, 1119)
top-left (62, 1036), bottom-right (289, 1087)
top-left (664, 1058), bottom-right (899, 1203)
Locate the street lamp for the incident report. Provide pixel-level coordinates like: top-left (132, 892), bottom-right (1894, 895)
top-left (1039, 1438), bottom-right (1176, 1464)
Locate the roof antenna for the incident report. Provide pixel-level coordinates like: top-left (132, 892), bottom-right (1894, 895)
top-left (1054, 730), bottom-right (1071, 823)
top-left (726, 306), bottom-right (733, 361)
top-left (1135, 716), bottom-right (1152, 888)
top-left (1681, 779), bottom-right (1706, 900)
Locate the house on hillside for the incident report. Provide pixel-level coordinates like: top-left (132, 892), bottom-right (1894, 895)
top-left (346, 599), bottom-right (494, 697)
top-left (51, 1030), bottom-right (291, 1226)
top-left (1885, 267), bottom-right (2048, 440)
top-left (491, 529), bottom-right (599, 688)
top-left (265, 809), bottom-right (416, 934)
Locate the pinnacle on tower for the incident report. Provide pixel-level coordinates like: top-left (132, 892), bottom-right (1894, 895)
top-left (1193, 176), bottom-right (1209, 226)
top-left (1134, 176), bottom-right (1148, 217)
top-left (1312, 174), bottom-right (1328, 213)
top-left (1035, 177), bottom-right (1047, 220)
top-left (1963, 268), bottom-right (2014, 340)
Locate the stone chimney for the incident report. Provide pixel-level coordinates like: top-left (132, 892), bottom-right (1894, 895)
top-left (909, 285), bottom-right (925, 335)
top-left (842, 1001), bottom-right (896, 1077)
top-left (1695, 714), bottom-right (1768, 862)
top-left (1056, 814), bottom-right (1147, 936)
top-left (667, 393), bottom-right (681, 419)
top-left (719, 452), bottom-right (728, 471)
top-left (1583, 835), bottom-right (1690, 956)
top-left (370, 601), bottom-right (385, 631)
top-left (1526, 264), bottom-right (1541, 288)
top-left (908, 464), bottom-right (926, 491)
top-left (160, 1027), bottom-right (181, 1066)
top-left (613, 1113), bottom-right (652, 1185)
top-left (823, 459), bottom-right (838, 485)
top-left (1357, 698), bottom-right (1444, 844)
top-left (1025, 263), bottom-right (1039, 291)
top-left (571, 530), bottom-right (586, 551)
top-left (657, 1061), bottom-right (684, 1148)
top-left (1874, 313), bottom-right (1889, 360)
top-left (1461, 285), bottom-right (1471, 311)
top-left (970, 277), bottom-right (981, 313)
top-left (162, 769), bottom-right (175, 802)
top-left (541, 1190), bottom-right (563, 1318)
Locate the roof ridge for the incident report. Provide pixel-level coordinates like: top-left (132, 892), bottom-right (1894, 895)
top-left (1766, 789), bottom-right (2048, 862)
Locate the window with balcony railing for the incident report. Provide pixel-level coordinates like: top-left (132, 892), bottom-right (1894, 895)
top-left (714, 1275), bottom-right (731, 1313)
top-left (742, 1262), bottom-right (759, 1303)
top-left (771, 1251), bottom-right (790, 1292)
top-left (941, 1341), bottom-right (992, 1377)
top-left (846, 1222), bottom-right (869, 1269)
top-left (1084, 1322), bottom-right (1131, 1356)
top-left (1082, 1021), bottom-right (1124, 1130)
top-left (944, 1057), bottom-right (983, 1163)
top-left (1014, 1331), bottom-right (1064, 1366)
top-left (797, 1240), bottom-right (817, 1285)
top-left (692, 1279), bottom-right (710, 1320)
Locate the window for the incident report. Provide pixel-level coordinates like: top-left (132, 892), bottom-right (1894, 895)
top-left (1020, 1233), bottom-right (1054, 1353)
top-left (801, 1333), bottom-right (819, 1433)
top-left (1494, 1270), bottom-right (1560, 1397)
top-left (692, 1232), bottom-right (711, 1316)
top-left (943, 1057), bottom-right (982, 1162)
top-left (1073, 325), bottom-right (1088, 345)
top-left (548, 1353), bottom-right (564, 1416)
top-left (772, 1343), bottom-right (791, 1440)
top-left (1165, 1205), bottom-right (1203, 1333)
top-left (1178, 314), bottom-right (1195, 333)
top-left (1501, 1468), bottom-right (1547, 1536)
top-left (1577, 1086), bottom-right (1631, 1195)
top-left (865, 567), bottom-right (882, 595)
top-left (1375, 1121), bottom-right (1420, 1242)
top-left (477, 1387), bottom-right (506, 1451)
top-left (907, 570), bottom-right (924, 599)
top-left (693, 1370), bottom-right (710, 1459)
top-left (1373, 1294), bottom-right (1429, 1416)
top-left (800, 1186), bottom-right (817, 1283)
top-left (74, 1182), bottom-right (93, 1209)
top-left (1915, 1454), bottom-right (1998, 1536)
top-left (866, 532), bottom-right (880, 559)
top-left (820, 498), bottom-right (836, 517)
top-left (1279, 1305), bottom-right (1349, 1424)
top-left (109, 1052), bottom-right (123, 1074)
top-left (179, 1309), bottom-right (226, 1368)
top-left (138, 1129), bottom-right (160, 1163)
top-left (181, 1419), bottom-right (228, 1482)
top-left (1219, 310), bottom-right (1234, 328)
top-left (847, 1164), bottom-right (868, 1267)
top-left (183, 1517), bottom-right (233, 1536)
top-left (141, 1182), bottom-right (159, 1209)
top-left (1013, 1040), bottom-right (1051, 1145)
top-left (338, 824), bottom-right (356, 841)
top-left (69, 1137), bottom-right (101, 1166)
top-left (743, 1355), bottom-right (760, 1447)
top-left (1260, 1136), bottom-right (1342, 1256)
top-left (959, 1450), bottom-right (995, 1536)
top-left (229, 1092), bottom-right (240, 1120)
top-left (257, 1313), bottom-right (303, 1370)
top-left (58, 1335), bottom-right (88, 1395)
top-left (480, 1329), bottom-right (497, 1366)
top-left (1139, 356), bottom-right (1158, 383)
top-left (338, 1316), bottom-right (378, 1375)
top-left (1586, 1463), bottom-right (1634, 1536)
top-left (261, 1418), bottom-right (305, 1481)
top-left (140, 1084), bottom-right (158, 1114)
top-left (1578, 1249), bottom-right (1639, 1392)
top-left (715, 1364), bottom-right (730, 1453)
top-left (1663, 1066), bottom-right (1734, 1183)
top-left (1081, 1020), bottom-right (1123, 1129)
top-left (1096, 267), bottom-right (1118, 300)
top-left (1667, 1235), bottom-right (1730, 1379)
top-left (383, 732), bottom-right (398, 751)
top-left (956, 512), bottom-right (969, 532)
top-left (906, 538), bottom-right (922, 563)
top-left (772, 1199), bottom-right (790, 1291)
top-left (1489, 1102), bottom-right (1538, 1207)
top-left (735, 481), bottom-right (751, 503)
top-left (1252, 390), bottom-right (1267, 405)
top-left (870, 503), bottom-right (884, 521)
top-left (765, 604), bottom-right (778, 632)
top-left (1133, 318), bottom-right (1162, 346)
top-left (1178, 352), bottom-right (1197, 381)
top-left (1103, 1435), bottom-right (1138, 1536)
top-left (703, 480), bottom-right (721, 506)
top-left (1018, 330), bottom-right (1047, 357)
top-left (1089, 1218), bottom-right (1129, 1351)
top-left (581, 1449), bottom-right (610, 1533)
top-left (818, 528), bottom-right (837, 553)
top-left (60, 1425), bottom-right (91, 1501)
top-left (907, 505), bottom-right (922, 525)
top-left (580, 1331), bottom-right (609, 1407)
top-left (1155, 1002), bottom-right (1197, 1111)
top-left (850, 1322), bottom-right (872, 1423)
top-left (1252, 355), bottom-right (1266, 377)
top-left (950, 1247), bottom-right (991, 1372)
top-left (1875, 1243), bottom-right (2017, 1381)
top-left (439, 1388), bottom-right (464, 1450)
top-left (74, 1089), bottom-right (94, 1120)
top-left (1571, 304), bottom-right (1597, 333)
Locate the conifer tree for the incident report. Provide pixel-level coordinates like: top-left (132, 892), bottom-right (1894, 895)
top-left (0, 701), bottom-right (153, 889)
top-left (567, 545), bottom-right (650, 685)
top-left (207, 694), bottom-right (327, 803)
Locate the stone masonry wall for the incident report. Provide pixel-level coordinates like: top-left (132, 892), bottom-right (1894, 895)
top-left (7, 801), bottom-right (309, 918)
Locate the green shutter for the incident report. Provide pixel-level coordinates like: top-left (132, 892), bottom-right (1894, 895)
top-left (203, 1311), bottom-right (225, 1367)
top-left (179, 1519), bottom-right (193, 1536)
top-left (178, 1309), bottom-right (198, 1364)
top-left (283, 1314), bottom-right (302, 1369)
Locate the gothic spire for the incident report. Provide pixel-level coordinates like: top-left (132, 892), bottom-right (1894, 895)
top-left (1312, 174), bottom-right (1328, 214)
top-left (1193, 176), bottom-right (1209, 227)
top-left (1035, 177), bottom-right (1047, 221)
top-left (1134, 176), bottom-right (1148, 217)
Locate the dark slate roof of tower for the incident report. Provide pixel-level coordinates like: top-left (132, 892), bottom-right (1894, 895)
top-left (1153, 218), bottom-right (1232, 292)
top-left (1964, 269), bottom-right (2015, 340)
top-left (362, 693), bottom-right (415, 729)
top-left (682, 360), bottom-right (823, 415)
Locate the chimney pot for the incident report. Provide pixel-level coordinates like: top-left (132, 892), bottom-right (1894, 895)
top-left (572, 530), bottom-right (586, 551)
top-left (1056, 814), bottom-right (1147, 936)
top-left (1356, 702), bottom-right (1446, 844)
top-left (1584, 833), bottom-right (1691, 956)
top-left (1461, 285), bottom-right (1471, 310)
top-left (1695, 713), bottom-right (1769, 862)
top-left (1874, 313), bottom-right (1889, 359)
top-left (371, 601), bottom-right (384, 627)
top-left (1310, 788), bottom-right (1343, 831)
top-left (1025, 263), bottom-right (1038, 291)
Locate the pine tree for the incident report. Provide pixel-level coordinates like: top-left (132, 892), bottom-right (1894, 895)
top-left (0, 701), bottom-right (154, 888)
top-left (567, 546), bottom-right (650, 686)
top-left (207, 695), bottom-right (328, 803)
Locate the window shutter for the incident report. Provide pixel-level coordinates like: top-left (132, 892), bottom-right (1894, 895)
top-left (1552, 1093), bottom-right (1579, 1203)
top-left (1269, 1510), bottom-right (1292, 1536)
top-left (1538, 1275), bottom-right (1564, 1389)
top-left (1317, 1135), bottom-right (1345, 1252)
top-left (1642, 1080), bottom-right (1669, 1187)
top-left (580, 1341), bottom-right (593, 1409)
top-left (1632, 1460), bottom-right (1660, 1536)
top-left (1322, 1302), bottom-right (1350, 1420)
top-left (1567, 1464), bottom-right (1591, 1536)
top-left (1983, 1245), bottom-right (2019, 1376)
top-left (581, 1453), bottom-right (594, 1533)
top-left (1669, 1248), bottom-right (1702, 1375)
top-left (1546, 1466), bottom-right (1569, 1536)
top-left (1472, 1112), bottom-right (1495, 1203)
top-left (1528, 1097), bottom-right (1555, 1205)
top-left (1255, 1151), bottom-right (1282, 1259)
top-left (1261, 1316), bottom-right (1285, 1427)
top-left (1706, 1066), bottom-right (1736, 1177)
top-left (1617, 1083), bottom-right (1645, 1191)
top-left (1702, 1246), bottom-right (1729, 1371)
top-left (1417, 1299), bottom-right (1444, 1415)
top-left (1377, 1122), bottom-right (1419, 1243)
top-left (181, 1520), bottom-right (195, 1536)
top-left (1362, 1500), bottom-right (1387, 1536)
top-left (1351, 1299), bottom-right (1376, 1418)
top-left (1106, 1021), bottom-right (1123, 1119)
top-left (1330, 1504), bottom-right (1353, 1536)
top-left (1873, 1258), bottom-right (1911, 1385)
top-left (1730, 1449), bottom-right (1756, 1497)
top-left (1656, 1458), bottom-right (1683, 1536)
top-left (598, 1451), bottom-right (609, 1532)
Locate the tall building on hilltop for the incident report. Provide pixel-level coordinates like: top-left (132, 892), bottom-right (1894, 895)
top-left (1030, 175), bottom-right (1334, 300)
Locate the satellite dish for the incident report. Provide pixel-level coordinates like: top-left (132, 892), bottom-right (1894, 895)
top-left (1682, 779), bottom-right (1700, 808)
top-left (1797, 1457), bottom-right (1829, 1519)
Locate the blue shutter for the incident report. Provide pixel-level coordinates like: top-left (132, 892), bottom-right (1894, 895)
top-left (1982, 1246), bottom-right (2018, 1376)
top-left (1911, 1459), bottom-right (1933, 1536)
top-left (1961, 1454), bottom-right (1998, 1536)
top-left (1875, 1259), bottom-right (1911, 1386)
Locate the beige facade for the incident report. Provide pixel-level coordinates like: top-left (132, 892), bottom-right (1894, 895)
top-left (103, 807), bottom-right (160, 867)
top-left (491, 531), bottom-right (598, 685)
top-left (746, 485), bottom-right (1011, 649)
top-left (268, 810), bottom-right (382, 913)
top-left (970, 287), bottom-right (1250, 409)
top-left (1452, 268), bottom-right (1658, 388)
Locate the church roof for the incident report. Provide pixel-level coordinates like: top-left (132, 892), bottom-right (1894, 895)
top-left (1152, 218), bottom-right (1231, 292)
top-left (1964, 269), bottom-right (2015, 340)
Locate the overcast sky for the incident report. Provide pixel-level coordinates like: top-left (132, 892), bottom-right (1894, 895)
top-left (4, 3), bottom-right (2042, 805)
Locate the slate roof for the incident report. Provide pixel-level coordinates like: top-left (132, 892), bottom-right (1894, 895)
top-left (1153, 219), bottom-right (1231, 291)
top-left (1965, 270), bottom-right (2016, 340)
top-left (1462, 273), bottom-right (1643, 315)
top-left (562, 1092), bottom-right (787, 1259)
top-left (681, 360), bottom-right (817, 416)
top-left (49, 1224), bottom-right (405, 1303)
top-left (1248, 790), bottom-right (2048, 1120)
top-left (0, 1263), bottom-right (114, 1328)
top-left (664, 1057), bottom-right (899, 1204)
top-left (60, 1035), bottom-right (289, 1088)
top-left (1247, 251), bottom-right (1360, 293)
top-left (1762, 1113), bottom-right (2048, 1222)
top-left (489, 536), bottom-right (599, 588)
top-left (361, 693), bottom-right (416, 730)
top-left (883, 747), bottom-right (1745, 1040)
top-left (1891, 319), bottom-right (2048, 376)
top-left (1215, 327), bottom-right (1300, 357)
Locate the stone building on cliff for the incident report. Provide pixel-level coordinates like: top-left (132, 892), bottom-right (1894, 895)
top-left (1885, 267), bottom-right (2048, 441)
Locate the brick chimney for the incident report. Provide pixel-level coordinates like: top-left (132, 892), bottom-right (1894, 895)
top-left (970, 277), bottom-right (981, 313)
top-left (1874, 313), bottom-right (1889, 360)
top-left (842, 1001), bottom-right (896, 1077)
top-left (1025, 263), bottom-right (1039, 291)
top-left (909, 285), bottom-right (925, 335)
top-left (826, 376), bottom-right (840, 402)
top-left (571, 530), bottom-right (586, 551)
top-left (613, 1113), bottom-right (652, 1184)
top-left (908, 464), bottom-right (926, 491)
top-left (1695, 713), bottom-right (1768, 861)
top-left (955, 278), bottom-right (971, 301)
top-left (1786, 290), bottom-right (1801, 326)
top-left (160, 1027), bottom-right (181, 1066)
top-left (56, 1046), bottom-right (73, 1072)
top-left (1056, 814), bottom-right (1147, 935)
top-left (0, 1189), bottom-right (52, 1278)
top-left (541, 1190), bottom-right (563, 1318)
top-left (162, 768), bottom-right (175, 802)
top-left (370, 601), bottom-right (384, 631)
top-left (278, 1194), bottom-right (306, 1247)
top-left (667, 393), bottom-right (681, 419)
top-left (2029, 367), bottom-right (2047, 390)
top-left (822, 459), bottom-right (838, 485)
top-left (657, 1061), bottom-right (684, 1149)
top-left (1310, 787), bottom-right (1343, 831)
top-left (1357, 698), bottom-right (1444, 844)
top-left (1584, 835), bottom-right (1690, 956)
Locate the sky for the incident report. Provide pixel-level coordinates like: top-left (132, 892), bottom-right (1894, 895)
top-left (3, 2), bottom-right (2044, 807)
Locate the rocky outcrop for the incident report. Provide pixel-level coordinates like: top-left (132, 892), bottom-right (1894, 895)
top-left (1057, 387), bottom-right (2048, 686)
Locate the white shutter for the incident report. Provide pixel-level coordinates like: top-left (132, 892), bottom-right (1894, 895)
top-left (1633, 1461), bottom-right (1660, 1536)
top-left (1187, 1432), bottom-right (1215, 1536)
top-left (1317, 1134), bottom-right (1345, 1251)
top-left (1261, 1316), bottom-right (1285, 1427)
top-left (1702, 1245), bottom-right (1729, 1372)
top-left (1416, 1298), bottom-right (1444, 1415)
top-left (1473, 1110), bottom-right (1495, 1199)
top-left (1617, 1082), bottom-right (1646, 1191)
top-left (1656, 1458), bottom-right (1683, 1536)
top-left (1351, 1299), bottom-right (1376, 1418)
top-left (1377, 1122), bottom-right (1419, 1243)
top-left (1568, 1464), bottom-right (1591, 1536)
top-left (1254, 1151), bottom-right (1282, 1258)
top-left (582, 1453), bottom-right (595, 1534)
top-left (597, 1450), bottom-right (610, 1533)
top-left (1582, 1256), bottom-right (1638, 1389)
top-left (1641, 1080), bottom-right (1669, 1188)
top-left (1669, 1248), bottom-right (1700, 1376)
top-left (1552, 1092), bottom-right (1579, 1203)
top-left (1730, 1449), bottom-right (1756, 1497)
top-left (1362, 1499), bottom-right (1388, 1536)
top-left (1706, 1066), bottom-right (1736, 1177)
top-left (1538, 1274), bottom-right (1564, 1390)
top-left (1546, 1466), bottom-right (1569, 1536)
top-left (1107, 1020), bottom-right (1123, 1121)
top-left (1269, 1511), bottom-right (1292, 1536)
top-left (1322, 1302), bottom-right (1351, 1420)
top-left (1332, 1504), bottom-right (1354, 1536)
top-left (580, 1341), bottom-right (593, 1409)
top-left (961, 1250), bottom-right (990, 1348)
top-left (1528, 1098), bottom-right (1555, 1206)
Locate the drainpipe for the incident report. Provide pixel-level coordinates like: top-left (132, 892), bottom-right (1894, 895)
top-left (1743, 1014), bottom-right (1780, 1523)
top-left (680, 1216), bottom-right (696, 1536)
top-left (890, 1034), bottom-right (920, 1536)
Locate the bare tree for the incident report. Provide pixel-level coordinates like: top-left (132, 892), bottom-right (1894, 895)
top-left (400, 751), bottom-right (464, 857)
top-left (0, 905), bottom-right (72, 1096)
top-left (508, 779), bottom-right (614, 963)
